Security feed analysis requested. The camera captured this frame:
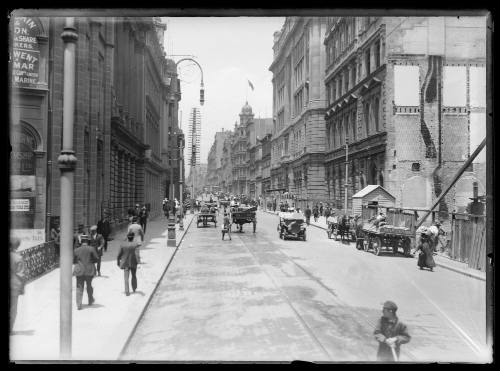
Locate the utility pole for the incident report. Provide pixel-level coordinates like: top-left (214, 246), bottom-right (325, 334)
top-left (58, 17), bottom-right (78, 359)
top-left (178, 133), bottom-right (185, 230)
top-left (344, 139), bottom-right (349, 215)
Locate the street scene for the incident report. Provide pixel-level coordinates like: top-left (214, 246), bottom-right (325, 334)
top-left (9, 12), bottom-right (491, 364)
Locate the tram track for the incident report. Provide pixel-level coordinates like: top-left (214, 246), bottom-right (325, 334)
top-left (234, 223), bottom-right (420, 362)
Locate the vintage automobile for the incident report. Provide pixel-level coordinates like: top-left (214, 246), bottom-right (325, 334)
top-left (197, 205), bottom-right (217, 228)
top-left (277, 211), bottom-right (307, 241)
top-left (231, 205), bottom-right (256, 232)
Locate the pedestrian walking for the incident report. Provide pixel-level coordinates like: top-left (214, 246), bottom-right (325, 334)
top-left (73, 234), bottom-right (98, 310)
top-left (89, 225), bottom-right (105, 276)
top-left (319, 203), bottom-right (324, 217)
top-left (127, 217), bottom-right (144, 243)
top-left (97, 214), bottom-right (111, 252)
top-left (374, 301), bottom-right (411, 362)
top-left (133, 203), bottom-right (141, 217)
top-left (304, 205), bottom-right (312, 225)
top-left (10, 237), bottom-right (26, 333)
top-left (73, 224), bottom-right (85, 250)
top-left (428, 220), bottom-right (444, 252)
top-left (222, 212), bottom-right (232, 241)
top-left (413, 228), bottom-right (436, 271)
top-left (117, 231), bottom-right (141, 296)
top-left (50, 223), bottom-right (61, 259)
top-left (139, 205), bottom-right (149, 234)
top-left (324, 206), bottom-right (331, 220)
top-left (313, 206), bottom-right (319, 222)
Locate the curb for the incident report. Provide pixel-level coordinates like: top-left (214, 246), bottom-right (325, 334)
top-left (118, 214), bottom-right (196, 359)
top-left (262, 210), bottom-right (485, 281)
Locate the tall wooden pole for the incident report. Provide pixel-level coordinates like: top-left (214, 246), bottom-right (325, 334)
top-left (58, 17), bottom-right (78, 359)
top-left (344, 139), bottom-right (349, 215)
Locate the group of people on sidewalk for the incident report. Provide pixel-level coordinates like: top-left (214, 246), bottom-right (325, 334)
top-left (71, 207), bottom-right (147, 310)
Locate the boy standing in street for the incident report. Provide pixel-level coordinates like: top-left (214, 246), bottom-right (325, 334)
top-left (374, 301), bottom-right (411, 362)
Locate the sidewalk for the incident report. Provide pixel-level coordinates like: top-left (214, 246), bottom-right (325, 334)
top-left (262, 209), bottom-right (485, 282)
top-left (10, 213), bottom-right (195, 361)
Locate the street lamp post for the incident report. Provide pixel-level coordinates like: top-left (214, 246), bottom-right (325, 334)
top-left (174, 57), bottom-right (204, 215)
top-left (167, 150), bottom-right (176, 247)
top-left (58, 17), bottom-right (78, 359)
top-left (178, 133), bottom-right (185, 230)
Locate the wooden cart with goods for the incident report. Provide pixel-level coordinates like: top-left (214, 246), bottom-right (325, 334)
top-left (361, 206), bottom-right (416, 256)
top-left (231, 206), bottom-right (257, 232)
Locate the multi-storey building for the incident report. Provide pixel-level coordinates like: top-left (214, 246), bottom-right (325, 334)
top-left (206, 130), bottom-right (230, 192)
top-left (269, 17), bottom-right (328, 210)
top-left (9, 15), bottom-right (180, 248)
top-left (323, 16), bottom-right (486, 215)
top-left (162, 57), bottom-right (183, 201)
top-left (259, 133), bottom-right (273, 202)
top-left (230, 103), bottom-right (253, 195)
top-left (247, 117), bottom-right (273, 199)
top-left (110, 17), bottom-right (174, 221)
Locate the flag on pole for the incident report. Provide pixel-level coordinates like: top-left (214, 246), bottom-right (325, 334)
top-left (248, 80), bottom-right (254, 91)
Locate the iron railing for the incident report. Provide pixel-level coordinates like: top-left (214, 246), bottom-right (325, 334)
top-left (19, 240), bottom-right (58, 282)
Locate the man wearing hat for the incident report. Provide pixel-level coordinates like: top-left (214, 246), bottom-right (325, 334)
top-left (73, 224), bottom-right (86, 250)
top-left (117, 231), bottom-right (141, 296)
top-left (127, 217), bottom-right (144, 243)
top-left (73, 234), bottom-right (99, 310)
top-left (89, 225), bottom-right (105, 276)
top-left (374, 300), bottom-right (411, 362)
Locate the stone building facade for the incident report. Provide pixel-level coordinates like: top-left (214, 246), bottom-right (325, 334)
top-left (269, 17), bottom-right (328, 211)
top-left (9, 16), bottom-right (51, 248)
top-left (323, 17), bottom-right (486, 215)
top-left (9, 15), bottom-right (181, 247)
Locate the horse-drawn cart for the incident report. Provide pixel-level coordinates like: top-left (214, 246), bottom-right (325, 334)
top-left (231, 206), bottom-right (257, 232)
top-left (361, 206), bottom-right (416, 256)
top-left (197, 205), bottom-right (217, 228)
top-left (326, 214), bottom-right (351, 242)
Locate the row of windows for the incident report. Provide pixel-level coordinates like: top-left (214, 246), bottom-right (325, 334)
top-left (293, 88), bottom-right (304, 117)
top-left (326, 17), bottom-right (356, 66)
top-left (326, 92), bottom-right (381, 151)
top-left (326, 38), bottom-right (382, 106)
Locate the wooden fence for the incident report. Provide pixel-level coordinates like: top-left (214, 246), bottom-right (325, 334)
top-left (450, 213), bottom-right (486, 271)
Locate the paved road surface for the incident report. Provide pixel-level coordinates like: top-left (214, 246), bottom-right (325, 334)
top-left (121, 211), bottom-right (488, 362)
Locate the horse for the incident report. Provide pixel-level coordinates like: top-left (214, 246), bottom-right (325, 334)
top-left (338, 215), bottom-right (350, 243)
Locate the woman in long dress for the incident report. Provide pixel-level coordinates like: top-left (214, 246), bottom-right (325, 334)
top-left (414, 230), bottom-right (436, 271)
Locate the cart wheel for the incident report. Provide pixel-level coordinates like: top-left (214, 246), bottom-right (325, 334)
top-left (363, 237), bottom-right (370, 252)
top-left (403, 238), bottom-right (411, 256)
top-left (373, 236), bottom-right (382, 256)
top-left (303, 231), bottom-right (306, 241)
top-left (392, 240), bottom-right (399, 255)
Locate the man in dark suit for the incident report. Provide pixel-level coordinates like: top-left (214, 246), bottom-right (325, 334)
top-left (97, 215), bottom-right (111, 252)
top-left (89, 225), bottom-right (105, 276)
top-left (117, 231), bottom-right (141, 296)
top-left (73, 235), bottom-right (99, 310)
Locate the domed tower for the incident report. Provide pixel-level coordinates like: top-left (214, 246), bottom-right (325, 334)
top-left (239, 101), bottom-right (254, 125)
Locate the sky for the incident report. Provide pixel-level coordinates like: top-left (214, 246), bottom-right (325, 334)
top-left (162, 17), bottom-right (285, 172)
